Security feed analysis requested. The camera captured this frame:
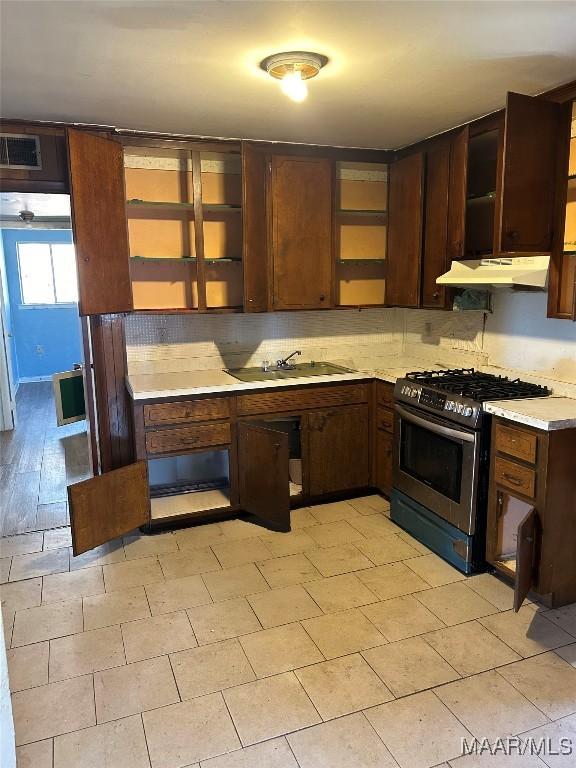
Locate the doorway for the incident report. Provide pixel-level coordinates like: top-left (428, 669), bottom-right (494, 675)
top-left (0, 192), bottom-right (91, 537)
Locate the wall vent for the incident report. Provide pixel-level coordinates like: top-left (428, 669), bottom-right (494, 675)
top-left (0, 134), bottom-right (43, 170)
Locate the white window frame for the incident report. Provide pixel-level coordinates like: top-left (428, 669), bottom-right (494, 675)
top-left (16, 241), bottom-right (78, 307)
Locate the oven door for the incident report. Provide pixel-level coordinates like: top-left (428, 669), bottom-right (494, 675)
top-left (394, 403), bottom-right (481, 534)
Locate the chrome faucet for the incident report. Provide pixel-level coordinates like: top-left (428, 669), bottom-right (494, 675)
top-left (276, 350), bottom-right (302, 370)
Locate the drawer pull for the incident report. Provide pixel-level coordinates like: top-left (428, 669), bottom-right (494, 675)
top-left (503, 473), bottom-right (523, 487)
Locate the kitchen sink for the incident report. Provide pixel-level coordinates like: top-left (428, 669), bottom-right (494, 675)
top-left (225, 361), bottom-right (355, 383)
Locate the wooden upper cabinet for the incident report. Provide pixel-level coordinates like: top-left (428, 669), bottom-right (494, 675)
top-left (242, 143), bottom-right (269, 312)
top-left (421, 139), bottom-right (451, 308)
top-left (67, 129), bottom-right (133, 316)
top-left (447, 126), bottom-right (469, 261)
top-left (386, 152), bottom-right (424, 307)
top-left (270, 155), bottom-right (333, 310)
top-left (498, 92), bottom-right (563, 254)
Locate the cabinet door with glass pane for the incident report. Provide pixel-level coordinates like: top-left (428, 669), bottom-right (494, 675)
top-left (124, 141), bottom-right (243, 312)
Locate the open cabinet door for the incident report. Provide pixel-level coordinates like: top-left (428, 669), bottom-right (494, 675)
top-left (499, 92), bottom-right (562, 254)
top-left (67, 128), bottom-right (133, 315)
top-left (238, 421), bottom-right (290, 532)
top-left (68, 460), bottom-right (150, 556)
top-left (514, 505), bottom-right (537, 612)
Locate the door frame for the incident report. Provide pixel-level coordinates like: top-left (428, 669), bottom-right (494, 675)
top-left (0, 234), bottom-right (16, 430)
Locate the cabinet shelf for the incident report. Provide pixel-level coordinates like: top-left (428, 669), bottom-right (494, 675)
top-left (127, 200), bottom-right (195, 210)
top-left (336, 258), bottom-right (386, 264)
top-left (130, 256), bottom-right (241, 263)
top-left (466, 191), bottom-right (497, 204)
top-left (203, 204), bottom-right (242, 213)
top-left (337, 209), bottom-right (387, 218)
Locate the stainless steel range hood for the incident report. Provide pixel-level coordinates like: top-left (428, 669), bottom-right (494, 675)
top-left (436, 256), bottom-right (550, 289)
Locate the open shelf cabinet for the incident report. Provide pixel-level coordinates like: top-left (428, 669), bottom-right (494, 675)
top-left (335, 161), bottom-right (388, 306)
top-left (124, 144), bottom-right (243, 311)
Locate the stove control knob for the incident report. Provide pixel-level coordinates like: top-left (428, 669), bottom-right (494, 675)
top-left (445, 400), bottom-right (454, 411)
top-left (456, 403), bottom-right (464, 414)
top-left (463, 406), bottom-right (474, 417)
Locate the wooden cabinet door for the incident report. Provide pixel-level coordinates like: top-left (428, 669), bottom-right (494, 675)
top-left (238, 421), bottom-right (291, 531)
top-left (386, 152), bottom-right (424, 307)
top-left (270, 155), bottom-right (333, 310)
top-left (242, 142), bottom-right (269, 312)
top-left (307, 405), bottom-right (370, 496)
top-left (514, 505), bottom-right (538, 612)
top-left (447, 125), bottom-right (469, 261)
top-left (374, 427), bottom-right (393, 497)
top-left (67, 128), bottom-right (133, 315)
top-left (422, 139), bottom-right (451, 308)
top-left (68, 460), bottom-right (150, 556)
top-left (498, 92), bottom-right (562, 254)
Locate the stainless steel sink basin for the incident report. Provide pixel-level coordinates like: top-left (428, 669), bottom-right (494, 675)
top-left (225, 362), bottom-right (355, 383)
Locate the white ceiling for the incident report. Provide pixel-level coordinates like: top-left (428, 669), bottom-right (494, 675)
top-left (2, 1), bottom-right (576, 149)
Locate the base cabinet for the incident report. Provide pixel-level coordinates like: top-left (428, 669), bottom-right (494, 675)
top-left (374, 428), bottom-right (393, 497)
top-left (372, 381), bottom-right (395, 497)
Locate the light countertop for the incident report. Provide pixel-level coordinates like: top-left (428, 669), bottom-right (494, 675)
top-left (483, 397), bottom-right (576, 431)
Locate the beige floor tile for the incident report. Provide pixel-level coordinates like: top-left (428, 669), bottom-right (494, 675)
top-left (257, 553), bottom-right (321, 589)
top-left (102, 556), bottom-right (164, 593)
top-left (12, 674), bottom-right (95, 745)
top-left (122, 530), bottom-right (179, 560)
top-left (295, 654), bottom-right (393, 720)
top-left (350, 494), bottom-right (391, 515)
top-left (360, 595), bottom-right (445, 642)
top-left (303, 573), bottom-right (379, 613)
top-left (404, 553), bottom-right (467, 587)
top-left (465, 572), bottom-right (518, 611)
top-left (449, 751), bottom-right (546, 768)
top-left (143, 692), bottom-right (241, 767)
top-left (289, 508), bottom-right (318, 529)
top-left (12, 599), bottom-right (83, 647)
top-left (121, 610), bottom-right (197, 662)
top-left (49, 625), bottom-right (126, 682)
top-left (159, 548), bottom-right (222, 581)
top-left (288, 711), bottom-right (396, 768)
top-left (248, 585), bottom-right (322, 628)
top-left (201, 737), bottom-right (298, 768)
top-left (357, 561), bottom-right (430, 601)
top-left (187, 597), bottom-right (262, 645)
top-left (479, 605), bottom-right (574, 658)
top-left (202, 563), bottom-right (269, 602)
top-left (69, 540), bottom-right (126, 570)
top-left (43, 528), bottom-right (72, 551)
top-left (1, 577), bottom-right (42, 617)
top-left (7, 641), bottom-right (49, 691)
top-left (145, 573), bottom-right (212, 615)
top-left (349, 513), bottom-right (401, 539)
top-left (83, 586), bottom-right (151, 631)
top-left (94, 655), bottom-right (179, 723)
top-left (545, 603), bottom-right (576, 638)
top-left (305, 544), bottom-right (373, 577)
top-left (365, 690), bottom-right (473, 768)
top-left (516, 714), bottom-right (576, 768)
top-left (258, 530), bottom-right (318, 558)
top-left (308, 500), bottom-right (360, 524)
top-left (175, 522), bottom-right (226, 551)
top-left (220, 518), bottom-right (268, 541)
top-left (0, 556), bottom-right (11, 583)
top-left (1, 531), bottom-right (44, 558)
top-left (304, 520), bottom-right (365, 547)
top-left (16, 739), bottom-right (53, 768)
top-left (354, 533), bottom-right (420, 565)
top-left (363, 636), bottom-right (460, 697)
top-left (396, 530), bottom-right (432, 555)
top-left (212, 538), bottom-right (274, 569)
top-left (416, 582), bottom-right (500, 626)
top-left (302, 608), bottom-right (386, 659)
top-left (498, 652), bottom-right (576, 720)
top-left (53, 713), bottom-right (150, 768)
top-left (171, 637), bottom-right (255, 699)
top-left (555, 642), bottom-right (576, 667)
top-left (240, 622), bottom-right (323, 677)
top-left (10, 548), bottom-right (70, 582)
top-left (3, 609), bottom-right (13, 647)
top-left (42, 566), bottom-right (104, 604)
top-left (435, 670), bottom-right (548, 742)
top-left (223, 671), bottom-right (321, 746)
top-left (423, 620), bottom-right (521, 676)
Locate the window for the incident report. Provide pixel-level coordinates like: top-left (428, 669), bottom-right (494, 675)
top-left (17, 242), bottom-right (78, 305)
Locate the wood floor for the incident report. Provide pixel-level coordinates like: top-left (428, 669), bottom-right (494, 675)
top-left (0, 382), bottom-right (90, 537)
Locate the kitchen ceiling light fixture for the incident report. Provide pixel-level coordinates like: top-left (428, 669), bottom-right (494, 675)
top-left (260, 51), bottom-right (328, 102)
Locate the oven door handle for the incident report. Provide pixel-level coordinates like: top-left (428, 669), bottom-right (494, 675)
top-left (395, 404), bottom-right (476, 444)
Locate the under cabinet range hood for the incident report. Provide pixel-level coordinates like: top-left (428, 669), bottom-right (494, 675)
top-left (436, 256), bottom-right (550, 289)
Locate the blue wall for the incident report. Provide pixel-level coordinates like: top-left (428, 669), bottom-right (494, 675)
top-left (1, 229), bottom-right (82, 382)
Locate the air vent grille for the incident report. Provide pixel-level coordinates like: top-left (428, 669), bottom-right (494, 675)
top-left (0, 134), bottom-right (42, 170)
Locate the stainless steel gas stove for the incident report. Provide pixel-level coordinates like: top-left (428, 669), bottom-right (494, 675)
top-left (391, 368), bottom-right (549, 573)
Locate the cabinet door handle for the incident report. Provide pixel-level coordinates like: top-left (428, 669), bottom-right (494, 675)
top-left (319, 294), bottom-right (326, 302)
top-left (503, 472), bottom-right (523, 487)
top-left (507, 230), bottom-right (519, 241)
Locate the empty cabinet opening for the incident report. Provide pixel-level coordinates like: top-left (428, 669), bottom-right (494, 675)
top-left (494, 491), bottom-right (533, 575)
top-left (465, 129), bottom-right (499, 257)
top-left (148, 449), bottom-right (231, 520)
top-left (264, 417), bottom-right (303, 497)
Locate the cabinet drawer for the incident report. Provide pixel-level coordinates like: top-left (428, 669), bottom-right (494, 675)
top-left (146, 422), bottom-right (231, 455)
top-left (495, 423), bottom-right (537, 464)
top-left (376, 381), bottom-right (395, 408)
top-left (237, 383), bottom-right (368, 416)
top-left (494, 456), bottom-right (536, 499)
top-left (376, 406), bottom-right (394, 433)
top-left (144, 398), bottom-right (230, 427)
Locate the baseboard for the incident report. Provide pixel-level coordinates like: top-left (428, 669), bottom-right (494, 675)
top-left (18, 375), bottom-right (53, 384)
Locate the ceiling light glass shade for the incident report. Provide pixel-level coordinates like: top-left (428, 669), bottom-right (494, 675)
top-left (280, 70), bottom-right (308, 102)
top-left (260, 51), bottom-right (328, 102)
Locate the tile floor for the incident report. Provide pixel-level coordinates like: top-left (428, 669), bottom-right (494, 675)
top-left (2, 495), bottom-right (576, 768)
